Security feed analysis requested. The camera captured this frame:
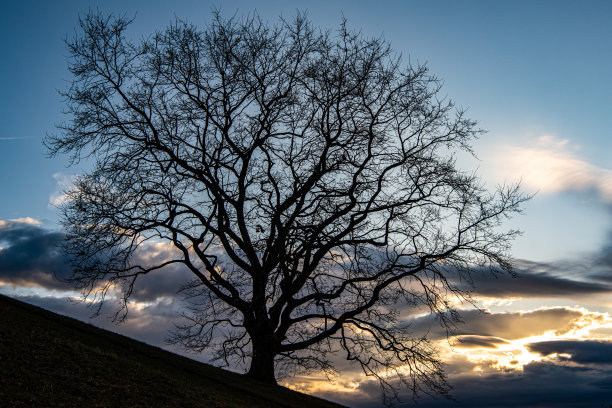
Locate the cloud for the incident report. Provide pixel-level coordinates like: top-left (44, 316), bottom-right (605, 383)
top-left (414, 361), bottom-right (612, 408)
top-left (453, 335), bottom-right (510, 349)
top-left (0, 217), bottom-right (41, 228)
top-left (488, 135), bottom-right (612, 202)
top-left (131, 256), bottom-right (193, 301)
top-left (590, 229), bottom-right (612, 283)
top-left (452, 308), bottom-right (607, 340)
top-left (598, 232), bottom-right (612, 268)
top-left (315, 360), bottom-right (612, 408)
top-left (410, 306), bottom-right (609, 342)
top-left (475, 236), bottom-right (612, 294)
top-left (527, 339), bottom-right (612, 365)
top-left (464, 261), bottom-right (612, 299)
top-left (0, 220), bottom-right (73, 289)
top-left (49, 172), bottom-right (77, 207)
top-left (0, 220), bottom-right (192, 302)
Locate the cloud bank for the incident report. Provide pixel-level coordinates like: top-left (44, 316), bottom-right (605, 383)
top-left (0, 218), bottom-right (193, 302)
top-left (527, 339), bottom-right (612, 364)
top-left (3, 217), bottom-right (612, 408)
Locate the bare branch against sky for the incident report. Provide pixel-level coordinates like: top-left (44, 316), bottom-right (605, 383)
top-left (44, 10), bottom-right (527, 405)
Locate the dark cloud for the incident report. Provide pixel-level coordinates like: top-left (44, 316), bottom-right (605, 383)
top-left (590, 374), bottom-right (612, 389)
top-left (127, 268), bottom-right (192, 301)
top-left (469, 269), bottom-right (611, 298)
top-left (461, 260), bottom-right (612, 299)
top-left (470, 226), bottom-right (612, 298)
top-left (0, 221), bottom-right (72, 289)
top-left (527, 340), bottom-right (612, 365)
top-left (331, 362), bottom-right (612, 408)
top-left (598, 231), bottom-right (612, 268)
top-left (453, 335), bottom-right (510, 349)
top-left (435, 362), bottom-right (611, 408)
top-left (588, 228), bottom-right (612, 283)
top-left (0, 220), bottom-right (192, 302)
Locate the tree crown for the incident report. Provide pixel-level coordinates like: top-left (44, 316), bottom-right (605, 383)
top-left (48, 10), bottom-right (527, 404)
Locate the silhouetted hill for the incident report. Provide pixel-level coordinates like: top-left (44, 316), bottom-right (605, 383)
top-left (0, 294), bottom-right (346, 407)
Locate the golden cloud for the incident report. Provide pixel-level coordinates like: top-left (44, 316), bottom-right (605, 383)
top-left (442, 306), bottom-right (612, 373)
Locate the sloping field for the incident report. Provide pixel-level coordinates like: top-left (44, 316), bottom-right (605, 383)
top-left (0, 294), bottom-right (346, 408)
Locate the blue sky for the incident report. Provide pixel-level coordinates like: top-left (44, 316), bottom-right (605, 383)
top-left (1, 1), bottom-right (612, 407)
top-left (3, 0), bottom-right (611, 259)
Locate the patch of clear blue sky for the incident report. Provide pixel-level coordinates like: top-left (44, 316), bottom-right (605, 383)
top-left (1, 0), bottom-right (610, 260)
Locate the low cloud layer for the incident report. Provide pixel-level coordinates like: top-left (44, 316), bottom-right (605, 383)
top-left (463, 264), bottom-right (612, 299)
top-left (287, 302), bottom-right (612, 407)
top-left (0, 219), bottom-right (193, 302)
top-left (307, 359), bottom-right (612, 408)
top-left (410, 361), bottom-right (612, 408)
top-left (411, 307), bottom-right (608, 342)
top-left (527, 339), bottom-right (612, 364)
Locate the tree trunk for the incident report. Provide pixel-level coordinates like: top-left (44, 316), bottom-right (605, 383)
top-left (247, 341), bottom-right (277, 384)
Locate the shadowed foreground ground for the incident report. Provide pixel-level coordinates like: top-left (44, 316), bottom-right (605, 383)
top-left (0, 294), bottom-right (346, 408)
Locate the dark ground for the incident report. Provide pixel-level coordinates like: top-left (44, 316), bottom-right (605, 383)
top-left (0, 294), bottom-right (346, 408)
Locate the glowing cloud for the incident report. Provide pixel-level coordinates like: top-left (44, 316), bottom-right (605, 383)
top-left (489, 135), bottom-right (612, 202)
top-left (442, 306), bottom-right (612, 373)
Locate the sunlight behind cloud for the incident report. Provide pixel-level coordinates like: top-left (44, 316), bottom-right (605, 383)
top-left (285, 376), bottom-right (363, 395)
top-left (443, 306), bottom-right (612, 373)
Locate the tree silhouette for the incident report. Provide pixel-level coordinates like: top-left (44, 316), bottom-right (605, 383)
top-left (47, 11), bottom-right (526, 403)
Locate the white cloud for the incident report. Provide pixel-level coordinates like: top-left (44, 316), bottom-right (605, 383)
top-left (0, 217), bottom-right (41, 229)
top-left (487, 135), bottom-right (612, 202)
top-left (49, 172), bottom-right (78, 207)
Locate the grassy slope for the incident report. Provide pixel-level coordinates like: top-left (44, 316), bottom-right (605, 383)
top-left (0, 294), bottom-right (346, 408)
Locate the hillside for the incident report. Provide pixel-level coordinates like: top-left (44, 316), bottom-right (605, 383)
top-left (0, 294), bottom-right (346, 408)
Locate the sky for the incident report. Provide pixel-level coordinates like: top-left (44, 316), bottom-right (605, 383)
top-left (1, 1), bottom-right (611, 406)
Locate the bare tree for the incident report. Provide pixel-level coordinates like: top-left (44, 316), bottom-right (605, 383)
top-left (47, 11), bottom-right (526, 403)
